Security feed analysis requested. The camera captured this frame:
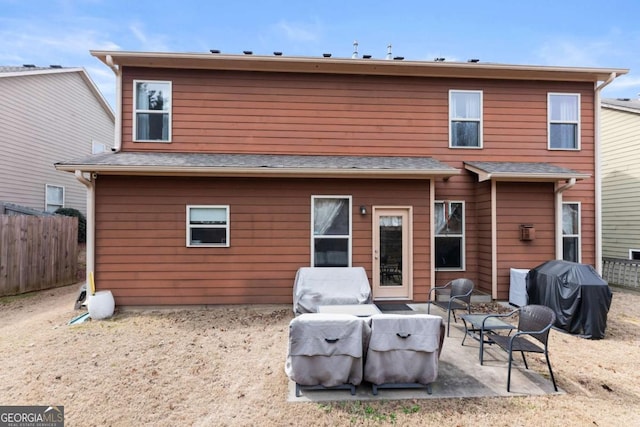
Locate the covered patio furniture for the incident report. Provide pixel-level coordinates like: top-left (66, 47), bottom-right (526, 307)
top-left (527, 260), bottom-right (612, 339)
top-left (485, 304), bottom-right (558, 392)
top-left (364, 314), bottom-right (444, 395)
top-left (426, 278), bottom-right (474, 336)
top-left (293, 267), bottom-right (371, 315)
top-left (285, 313), bottom-right (371, 397)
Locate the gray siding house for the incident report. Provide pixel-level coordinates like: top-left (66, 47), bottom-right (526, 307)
top-left (601, 98), bottom-right (640, 260)
top-left (0, 66), bottom-right (114, 214)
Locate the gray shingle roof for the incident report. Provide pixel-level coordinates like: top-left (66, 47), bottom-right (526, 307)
top-left (602, 98), bottom-right (640, 113)
top-left (464, 161), bottom-right (590, 182)
top-left (0, 65), bottom-right (66, 73)
top-left (55, 152), bottom-right (460, 178)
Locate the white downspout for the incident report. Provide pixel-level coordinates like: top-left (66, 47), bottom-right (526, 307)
top-left (593, 73), bottom-right (617, 273)
top-left (105, 55), bottom-right (122, 152)
top-left (555, 178), bottom-right (576, 259)
top-left (75, 170), bottom-right (95, 300)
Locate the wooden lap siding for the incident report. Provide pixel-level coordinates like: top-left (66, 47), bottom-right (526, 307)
top-left (95, 176), bottom-right (431, 305)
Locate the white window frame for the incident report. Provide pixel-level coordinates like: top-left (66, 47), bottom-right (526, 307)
top-left (92, 140), bottom-right (106, 154)
top-left (449, 90), bottom-right (483, 149)
top-left (548, 93), bottom-right (581, 150)
top-left (629, 250), bottom-right (640, 260)
top-left (562, 202), bottom-right (581, 262)
top-left (133, 79), bottom-right (172, 143)
top-left (311, 195), bottom-right (352, 267)
top-left (434, 200), bottom-right (465, 271)
top-left (186, 205), bottom-right (230, 248)
top-left (45, 184), bottom-right (65, 213)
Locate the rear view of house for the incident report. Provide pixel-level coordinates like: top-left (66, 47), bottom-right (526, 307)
top-left (0, 66), bottom-right (114, 214)
top-left (55, 51), bottom-right (626, 306)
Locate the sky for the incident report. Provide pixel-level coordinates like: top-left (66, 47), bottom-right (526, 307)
top-left (2, 0), bottom-right (640, 109)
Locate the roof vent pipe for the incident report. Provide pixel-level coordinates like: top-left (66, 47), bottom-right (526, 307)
top-left (386, 44), bottom-right (392, 60)
top-left (352, 40), bottom-right (359, 59)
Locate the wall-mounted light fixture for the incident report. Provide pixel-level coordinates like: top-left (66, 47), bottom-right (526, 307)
top-left (360, 205), bottom-right (367, 215)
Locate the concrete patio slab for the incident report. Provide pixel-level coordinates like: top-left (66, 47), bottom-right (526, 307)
top-left (288, 304), bottom-right (562, 402)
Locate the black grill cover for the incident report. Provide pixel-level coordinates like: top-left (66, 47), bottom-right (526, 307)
top-left (526, 260), bottom-right (612, 339)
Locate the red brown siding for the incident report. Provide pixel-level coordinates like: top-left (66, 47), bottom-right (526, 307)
top-left (95, 176), bottom-right (431, 305)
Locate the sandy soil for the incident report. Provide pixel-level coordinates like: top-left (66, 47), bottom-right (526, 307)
top-left (1, 284), bottom-right (639, 426)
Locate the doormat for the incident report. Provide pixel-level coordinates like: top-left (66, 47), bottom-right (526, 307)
top-left (375, 303), bottom-right (414, 312)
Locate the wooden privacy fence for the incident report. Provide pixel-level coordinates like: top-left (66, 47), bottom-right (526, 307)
top-left (0, 215), bottom-right (78, 297)
top-left (602, 257), bottom-right (640, 291)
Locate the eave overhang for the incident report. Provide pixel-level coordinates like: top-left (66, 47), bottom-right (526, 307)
top-left (464, 161), bottom-right (591, 183)
top-left (90, 50), bottom-right (628, 83)
top-left (55, 152), bottom-right (460, 180)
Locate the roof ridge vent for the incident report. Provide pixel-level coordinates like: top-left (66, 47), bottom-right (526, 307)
top-left (23, 64), bottom-right (36, 68)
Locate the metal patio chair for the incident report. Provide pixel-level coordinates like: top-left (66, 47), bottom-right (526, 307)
top-left (487, 304), bottom-right (558, 392)
top-left (427, 278), bottom-right (474, 336)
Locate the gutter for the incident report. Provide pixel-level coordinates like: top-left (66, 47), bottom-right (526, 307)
top-left (74, 171), bottom-right (95, 300)
top-left (594, 72), bottom-right (618, 274)
top-left (105, 55), bottom-right (122, 152)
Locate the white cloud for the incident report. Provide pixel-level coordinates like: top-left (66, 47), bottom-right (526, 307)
top-left (129, 22), bottom-right (170, 52)
top-left (274, 20), bottom-right (322, 43)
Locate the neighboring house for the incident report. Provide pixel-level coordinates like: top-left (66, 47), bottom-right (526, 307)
top-left (55, 51), bottom-right (626, 306)
top-left (0, 65), bottom-right (114, 215)
top-left (601, 98), bottom-right (640, 260)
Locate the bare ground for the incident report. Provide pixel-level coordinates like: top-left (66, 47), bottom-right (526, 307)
top-left (1, 284), bottom-right (639, 426)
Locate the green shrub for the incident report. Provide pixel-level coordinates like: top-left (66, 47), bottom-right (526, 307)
top-left (55, 208), bottom-right (86, 243)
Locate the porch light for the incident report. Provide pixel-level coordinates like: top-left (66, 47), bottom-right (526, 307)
top-left (360, 205), bottom-right (367, 215)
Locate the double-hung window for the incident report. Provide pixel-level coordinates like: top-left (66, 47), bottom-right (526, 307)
top-left (562, 202), bottom-right (580, 262)
top-left (449, 90), bottom-right (482, 148)
top-left (435, 201), bottom-right (465, 270)
top-left (134, 80), bottom-right (171, 142)
top-left (548, 93), bottom-right (580, 150)
top-left (45, 184), bottom-right (64, 213)
top-left (312, 196), bottom-right (351, 267)
top-left (186, 205), bottom-right (229, 247)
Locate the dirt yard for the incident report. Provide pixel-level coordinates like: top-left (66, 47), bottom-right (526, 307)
top-left (1, 284), bottom-right (639, 426)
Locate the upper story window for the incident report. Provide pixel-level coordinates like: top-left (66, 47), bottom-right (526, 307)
top-left (548, 93), bottom-right (580, 150)
top-left (449, 90), bottom-right (482, 148)
top-left (45, 184), bottom-right (64, 213)
top-left (92, 140), bottom-right (106, 154)
top-left (312, 196), bottom-right (352, 267)
top-left (134, 80), bottom-right (172, 142)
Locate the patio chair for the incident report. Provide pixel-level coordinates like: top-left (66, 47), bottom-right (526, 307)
top-left (487, 304), bottom-right (558, 392)
top-left (426, 278), bottom-right (474, 336)
top-left (285, 313), bottom-right (371, 397)
top-left (364, 314), bottom-right (444, 395)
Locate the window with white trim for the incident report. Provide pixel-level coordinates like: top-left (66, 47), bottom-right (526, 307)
top-left (449, 90), bottom-right (482, 148)
top-left (92, 140), bottom-right (106, 154)
top-left (134, 80), bottom-right (171, 142)
top-left (435, 201), bottom-right (465, 269)
top-left (548, 93), bottom-right (580, 150)
top-left (45, 184), bottom-right (64, 213)
top-left (312, 196), bottom-right (352, 267)
top-left (629, 250), bottom-right (640, 261)
top-left (562, 202), bottom-right (580, 262)
top-left (186, 205), bottom-right (229, 247)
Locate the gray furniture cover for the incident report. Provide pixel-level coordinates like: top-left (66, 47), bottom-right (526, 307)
top-left (285, 313), bottom-right (371, 395)
top-left (364, 314), bottom-right (444, 393)
top-left (293, 267), bottom-right (372, 314)
top-left (527, 260), bottom-right (612, 339)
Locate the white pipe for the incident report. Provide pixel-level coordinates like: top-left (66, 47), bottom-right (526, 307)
top-left (105, 55), bottom-right (122, 152)
top-left (430, 179), bottom-right (435, 293)
top-left (75, 170), bottom-right (95, 299)
top-left (555, 178), bottom-right (576, 259)
top-left (491, 180), bottom-right (497, 299)
top-left (594, 72), bottom-right (617, 273)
